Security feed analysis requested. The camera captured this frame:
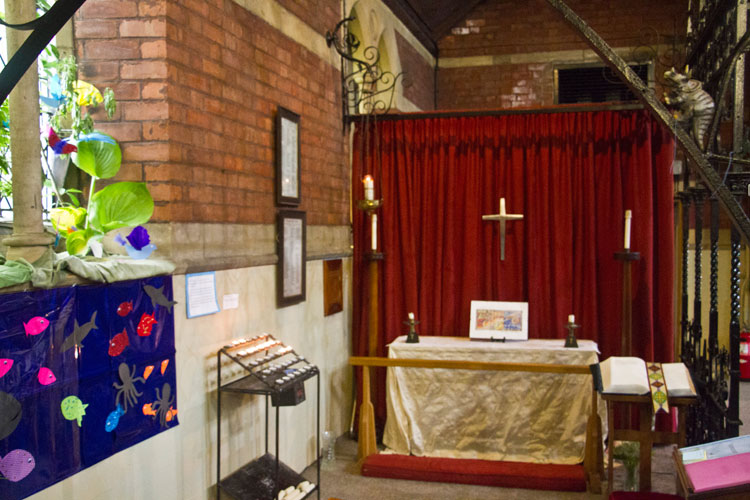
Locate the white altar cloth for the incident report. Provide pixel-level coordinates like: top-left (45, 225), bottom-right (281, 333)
top-left (383, 336), bottom-right (604, 464)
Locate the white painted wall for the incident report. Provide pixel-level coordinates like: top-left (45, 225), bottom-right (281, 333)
top-left (28, 259), bottom-right (353, 500)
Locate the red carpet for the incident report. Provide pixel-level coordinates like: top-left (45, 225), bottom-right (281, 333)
top-left (361, 453), bottom-right (587, 491)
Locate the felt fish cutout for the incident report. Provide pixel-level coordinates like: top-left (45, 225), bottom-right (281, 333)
top-left (117, 301), bottom-right (133, 317)
top-left (105, 404), bottom-right (124, 432)
top-left (142, 403), bottom-right (157, 416)
top-left (47, 127), bottom-right (77, 155)
top-left (0, 449), bottom-right (35, 482)
top-left (143, 365), bottom-right (154, 380)
top-left (60, 395), bottom-right (88, 427)
top-left (0, 391), bottom-right (22, 440)
top-left (136, 312), bottom-right (157, 337)
top-left (0, 358), bottom-right (13, 378)
top-left (166, 406), bottom-right (177, 422)
top-left (61, 310), bottom-right (98, 353)
top-left (23, 316), bottom-right (49, 336)
top-left (37, 367), bottom-right (56, 386)
top-left (143, 285), bottom-right (177, 313)
top-left (160, 359), bottom-right (169, 375)
top-left (108, 329), bottom-right (130, 357)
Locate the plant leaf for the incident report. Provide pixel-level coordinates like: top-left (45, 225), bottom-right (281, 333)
top-left (88, 182), bottom-right (154, 233)
top-left (66, 228), bottom-right (98, 256)
top-left (71, 132), bottom-right (121, 179)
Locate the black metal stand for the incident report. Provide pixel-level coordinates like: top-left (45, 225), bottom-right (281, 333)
top-left (216, 334), bottom-right (321, 500)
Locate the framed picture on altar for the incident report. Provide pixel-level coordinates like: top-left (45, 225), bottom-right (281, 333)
top-left (469, 301), bottom-right (528, 341)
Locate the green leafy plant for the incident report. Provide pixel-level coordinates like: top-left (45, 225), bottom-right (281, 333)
top-left (51, 133), bottom-right (153, 256)
top-left (0, 99), bottom-right (11, 206)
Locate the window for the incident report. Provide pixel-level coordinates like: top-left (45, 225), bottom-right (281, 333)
top-left (554, 63), bottom-right (651, 104)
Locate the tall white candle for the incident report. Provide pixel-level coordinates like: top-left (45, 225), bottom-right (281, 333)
top-left (568, 314), bottom-right (575, 324)
top-left (371, 214), bottom-right (377, 250)
top-left (500, 197), bottom-right (506, 214)
top-left (624, 209), bottom-right (632, 249)
top-left (363, 175), bottom-right (374, 201)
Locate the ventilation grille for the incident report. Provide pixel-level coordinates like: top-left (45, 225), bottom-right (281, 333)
top-left (556, 64), bottom-right (650, 104)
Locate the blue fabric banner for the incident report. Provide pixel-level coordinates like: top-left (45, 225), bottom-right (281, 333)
top-left (0, 276), bottom-right (177, 499)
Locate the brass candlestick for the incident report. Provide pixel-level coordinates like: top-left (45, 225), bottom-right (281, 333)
top-left (564, 320), bottom-right (580, 348)
top-left (404, 314), bottom-right (420, 343)
top-left (357, 199), bottom-right (382, 212)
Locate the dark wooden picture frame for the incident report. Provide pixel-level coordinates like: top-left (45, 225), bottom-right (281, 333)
top-left (275, 106), bottom-right (301, 206)
top-left (323, 259), bottom-right (343, 316)
top-left (277, 209), bottom-right (306, 307)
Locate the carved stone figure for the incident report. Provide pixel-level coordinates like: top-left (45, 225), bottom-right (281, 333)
top-left (663, 67), bottom-right (715, 150)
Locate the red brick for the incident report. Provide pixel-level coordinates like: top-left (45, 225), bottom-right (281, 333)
top-left (121, 60), bottom-right (168, 80)
top-left (120, 19), bottom-right (167, 38)
top-left (79, 0), bottom-right (137, 18)
top-left (122, 142), bottom-right (169, 162)
top-left (79, 61), bottom-right (120, 81)
top-left (141, 82), bottom-right (166, 100)
top-left (74, 20), bottom-right (119, 39)
top-left (141, 40), bottom-right (167, 59)
top-left (143, 121), bottom-right (169, 141)
top-left (96, 121), bottom-right (143, 142)
top-left (122, 101), bottom-right (168, 121)
top-left (139, 0), bottom-right (167, 17)
top-left (84, 39), bottom-right (140, 60)
top-left (108, 81), bottom-right (141, 100)
top-left (114, 162), bottom-right (144, 182)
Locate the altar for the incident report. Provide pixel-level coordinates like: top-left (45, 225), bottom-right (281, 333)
top-left (383, 336), bottom-right (604, 464)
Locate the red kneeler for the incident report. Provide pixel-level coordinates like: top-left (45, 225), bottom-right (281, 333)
top-left (609, 493), bottom-right (682, 500)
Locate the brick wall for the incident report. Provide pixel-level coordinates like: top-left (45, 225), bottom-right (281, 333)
top-left (395, 31), bottom-right (434, 111)
top-left (437, 0), bottom-right (687, 110)
top-left (75, 0), bottom-right (348, 226)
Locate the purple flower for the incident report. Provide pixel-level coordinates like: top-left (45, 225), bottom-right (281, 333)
top-left (126, 226), bottom-right (150, 251)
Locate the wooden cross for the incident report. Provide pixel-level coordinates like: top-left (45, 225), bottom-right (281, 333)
top-left (482, 197), bottom-right (524, 260)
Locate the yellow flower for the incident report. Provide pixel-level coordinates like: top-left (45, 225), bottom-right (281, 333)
top-left (74, 80), bottom-right (103, 107)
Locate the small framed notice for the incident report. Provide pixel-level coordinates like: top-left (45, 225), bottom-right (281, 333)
top-left (275, 106), bottom-right (301, 206)
top-left (469, 300), bottom-right (528, 341)
top-left (186, 272), bottom-right (220, 318)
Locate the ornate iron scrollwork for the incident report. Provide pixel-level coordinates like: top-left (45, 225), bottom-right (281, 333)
top-left (326, 17), bottom-right (404, 127)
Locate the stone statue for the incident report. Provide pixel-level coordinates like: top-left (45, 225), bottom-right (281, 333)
top-left (663, 67), bottom-right (715, 150)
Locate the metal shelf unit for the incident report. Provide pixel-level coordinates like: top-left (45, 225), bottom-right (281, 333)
top-left (216, 334), bottom-right (321, 500)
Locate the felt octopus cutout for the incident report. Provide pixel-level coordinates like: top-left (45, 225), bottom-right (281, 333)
top-left (113, 362), bottom-right (144, 412)
top-left (149, 382), bottom-right (175, 428)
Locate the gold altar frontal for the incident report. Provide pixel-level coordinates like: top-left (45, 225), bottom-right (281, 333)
top-left (383, 336), bottom-right (605, 464)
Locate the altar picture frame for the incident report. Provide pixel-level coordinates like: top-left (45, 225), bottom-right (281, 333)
top-left (469, 300), bottom-right (528, 341)
top-left (277, 209), bottom-right (306, 307)
top-left (275, 106), bottom-right (301, 206)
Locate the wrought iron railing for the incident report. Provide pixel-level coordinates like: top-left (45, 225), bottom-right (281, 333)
top-left (545, 0), bottom-right (748, 444)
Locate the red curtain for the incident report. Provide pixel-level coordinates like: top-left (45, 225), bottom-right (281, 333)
top-left (352, 109), bottom-right (675, 423)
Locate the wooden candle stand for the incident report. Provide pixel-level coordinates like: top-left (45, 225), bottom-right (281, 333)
top-left (356, 199), bottom-right (383, 461)
top-left (614, 250), bottom-right (640, 357)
